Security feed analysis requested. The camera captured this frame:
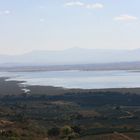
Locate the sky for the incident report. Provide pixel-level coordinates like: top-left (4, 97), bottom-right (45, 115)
top-left (0, 0), bottom-right (140, 54)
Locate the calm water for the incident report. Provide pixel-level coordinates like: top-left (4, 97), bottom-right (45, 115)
top-left (1, 70), bottom-right (140, 89)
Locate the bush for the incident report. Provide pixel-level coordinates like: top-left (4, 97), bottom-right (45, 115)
top-left (72, 126), bottom-right (82, 134)
top-left (61, 126), bottom-right (73, 136)
top-left (47, 127), bottom-right (60, 137)
top-left (8, 137), bottom-right (20, 140)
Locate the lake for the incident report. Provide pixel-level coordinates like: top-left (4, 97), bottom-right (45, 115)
top-left (1, 70), bottom-right (140, 89)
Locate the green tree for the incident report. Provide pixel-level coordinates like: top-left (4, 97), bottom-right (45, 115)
top-left (61, 126), bottom-right (78, 140)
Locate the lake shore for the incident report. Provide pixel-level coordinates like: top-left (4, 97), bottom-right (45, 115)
top-left (0, 77), bottom-right (140, 140)
top-left (1, 77), bottom-right (140, 96)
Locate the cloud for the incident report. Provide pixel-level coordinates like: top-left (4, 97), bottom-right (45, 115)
top-left (86, 3), bottom-right (104, 9)
top-left (114, 15), bottom-right (138, 22)
top-left (0, 10), bottom-right (11, 15)
top-left (64, 1), bottom-right (84, 7)
top-left (39, 18), bottom-right (45, 22)
top-left (64, 1), bottom-right (104, 9)
top-left (4, 10), bottom-right (11, 15)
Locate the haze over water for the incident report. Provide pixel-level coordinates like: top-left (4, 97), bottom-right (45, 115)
top-left (1, 70), bottom-right (140, 89)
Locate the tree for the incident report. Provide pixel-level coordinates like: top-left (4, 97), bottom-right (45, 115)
top-left (61, 126), bottom-right (73, 136)
top-left (61, 126), bottom-right (78, 140)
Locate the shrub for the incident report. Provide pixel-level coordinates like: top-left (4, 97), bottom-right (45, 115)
top-left (47, 127), bottom-right (60, 137)
top-left (61, 126), bottom-right (73, 136)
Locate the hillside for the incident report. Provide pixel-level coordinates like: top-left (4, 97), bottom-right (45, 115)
top-left (1, 48), bottom-right (140, 66)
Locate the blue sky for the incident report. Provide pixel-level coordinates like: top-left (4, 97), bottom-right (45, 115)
top-left (0, 0), bottom-right (140, 54)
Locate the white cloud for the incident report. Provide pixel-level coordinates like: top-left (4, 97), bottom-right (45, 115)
top-left (39, 18), bottom-right (45, 22)
top-left (4, 10), bottom-right (11, 15)
top-left (86, 3), bottom-right (104, 9)
top-left (64, 1), bottom-right (84, 7)
top-left (0, 10), bottom-right (11, 15)
top-left (64, 1), bottom-right (104, 9)
top-left (114, 15), bottom-right (138, 22)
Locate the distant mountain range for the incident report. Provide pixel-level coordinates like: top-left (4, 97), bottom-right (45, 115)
top-left (1, 47), bottom-right (140, 66)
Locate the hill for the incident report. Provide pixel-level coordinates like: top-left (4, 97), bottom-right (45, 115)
top-left (1, 48), bottom-right (140, 66)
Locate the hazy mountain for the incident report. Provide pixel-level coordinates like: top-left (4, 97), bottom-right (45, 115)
top-left (1, 47), bottom-right (140, 66)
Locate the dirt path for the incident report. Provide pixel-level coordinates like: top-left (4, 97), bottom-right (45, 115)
top-left (120, 111), bottom-right (134, 119)
top-left (114, 132), bottom-right (134, 140)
